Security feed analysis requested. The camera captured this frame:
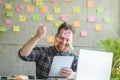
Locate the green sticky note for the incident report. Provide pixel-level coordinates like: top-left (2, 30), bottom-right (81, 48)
top-left (97, 7), bottom-right (104, 13)
top-left (73, 6), bottom-right (80, 13)
top-left (32, 14), bottom-right (39, 21)
top-left (6, 12), bottom-right (13, 17)
top-left (104, 16), bottom-right (111, 23)
top-left (0, 26), bottom-right (7, 32)
top-left (54, 7), bottom-right (61, 13)
top-left (55, 20), bottom-right (62, 27)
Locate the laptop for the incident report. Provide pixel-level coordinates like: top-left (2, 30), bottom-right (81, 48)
top-left (76, 49), bottom-right (113, 80)
top-left (49, 56), bottom-right (74, 78)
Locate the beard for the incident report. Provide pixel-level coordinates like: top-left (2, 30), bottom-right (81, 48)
top-left (54, 38), bottom-right (69, 51)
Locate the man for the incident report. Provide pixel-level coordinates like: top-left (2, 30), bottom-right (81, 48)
top-left (18, 22), bottom-right (78, 79)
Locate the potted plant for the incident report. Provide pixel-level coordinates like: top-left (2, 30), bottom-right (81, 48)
top-left (98, 37), bottom-right (120, 80)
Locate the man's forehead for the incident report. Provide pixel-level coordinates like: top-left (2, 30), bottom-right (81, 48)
top-left (60, 29), bottom-right (73, 39)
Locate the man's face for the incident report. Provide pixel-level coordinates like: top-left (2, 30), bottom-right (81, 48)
top-left (55, 29), bottom-right (73, 51)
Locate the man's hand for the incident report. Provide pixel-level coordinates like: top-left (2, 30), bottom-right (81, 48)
top-left (35, 24), bottom-right (46, 39)
top-left (59, 67), bottom-right (76, 79)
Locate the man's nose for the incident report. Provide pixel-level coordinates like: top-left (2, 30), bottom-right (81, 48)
top-left (62, 39), bottom-right (67, 44)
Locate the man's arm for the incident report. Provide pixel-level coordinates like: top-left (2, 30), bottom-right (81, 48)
top-left (20, 25), bottom-right (46, 56)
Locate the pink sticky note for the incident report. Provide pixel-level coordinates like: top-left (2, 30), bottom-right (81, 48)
top-left (80, 30), bottom-right (87, 37)
top-left (61, 15), bottom-right (68, 21)
top-left (16, 6), bottom-right (23, 12)
top-left (0, 0), bottom-right (2, 4)
top-left (4, 19), bottom-right (12, 25)
top-left (62, 30), bottom-right (72, 38)
top-left (88, 16), bottom-right (95, 22)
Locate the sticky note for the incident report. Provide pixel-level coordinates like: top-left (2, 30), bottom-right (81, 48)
top-left (16, 6), bottom-right (23, 12)
top-left (87, 1), bottom-right (94, 7)
top-left (40, 6), bottom-right (47, 12)
top-left (4, 19), bottom-right (12, 25)
top-left (73, 21), bottom-right (80, 27)
top-left (104, 16), bottom-right (111, 23)
top-left (61, 15), bottom-right (68, 21)
top-left (47, 36), bottom-right (54, 43)
top-left (27, 6), bottom-right (34, 12)
top-left (5, 3), bottom-right (12, 9)
top-left (0, 0), bottom-right (2, 4)
top-left (24, 0), bottom-right (31, 2)
top-left (46, 15), bottom-right (53, 21)
top-left (32, 14), bottom-right (39, 21)
top-left (19, 15), bottom-right (26, 22)
top-left (6, 12), bottom-right (13, 17)
top-left (50, 0), bottom-right (56, 2)
top-left (55, 20), bottom-right (62, 27)
top-left (64, 0), bottom-right (71, 2)
top-left (73, 6), bottom-right (80, 13)
top-left (13, 26), bottom-right (20, 32)
top-left (80, 30), bottom-right (87, 37)
top-left (62, 30), bottom-right (72, 39)
top-left (88, 16), bottom-right (95, 22)
top-left (97, 7), bottom-right (104, 13)
top-left (0, 26), bottom-right (7, 32)
top-left (95, 24), bottom-right (102, 31)
top-left (54, 7), bottom-right (61, 13)
top-left (36, 0), bottom-right (42, 6)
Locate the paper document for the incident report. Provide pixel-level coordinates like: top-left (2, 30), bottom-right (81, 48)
top-left (49, 56), bottom-right (74, 77)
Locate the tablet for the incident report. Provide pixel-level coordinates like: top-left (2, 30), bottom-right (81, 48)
top-left (49, 56), bottom-right (74, 78)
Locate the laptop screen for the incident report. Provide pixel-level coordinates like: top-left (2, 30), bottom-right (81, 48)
top-left (76, 49), bottom-right (113, 80)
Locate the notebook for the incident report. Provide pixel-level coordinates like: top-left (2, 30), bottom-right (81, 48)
top-left (76, 49), bottom-right (113, 80)
top-left (49, 56), bottom-right (74, 78)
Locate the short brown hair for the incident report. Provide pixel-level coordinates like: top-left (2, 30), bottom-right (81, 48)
top-left (56, 22), bottom-right (75, 35)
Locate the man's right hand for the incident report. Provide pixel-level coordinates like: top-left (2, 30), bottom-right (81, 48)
top-left (35, 24), bottom-right (47, 39)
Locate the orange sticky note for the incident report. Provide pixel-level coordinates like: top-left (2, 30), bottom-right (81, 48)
top-left (40, 6), bottom-right (47, 12)
top-left (47, 36), bottom-right (54, 43)
top-left (80, 30), bottom-right (87, 37)
top-left (73, 21), bottom-right (80, 27)
top-left (50, 0), bottom-right (56, 2)
top-left (87, 1), bottom-right (94, 7)
top-left (64, 0), bottom-right (71, 2)
top-left (95, 24), bottom-right (102, 31)
top-left (27, 6), bottom-right (34, 12)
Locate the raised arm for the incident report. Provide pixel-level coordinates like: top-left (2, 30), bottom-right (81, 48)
top-left (20, 25), bottom-right (46, 56)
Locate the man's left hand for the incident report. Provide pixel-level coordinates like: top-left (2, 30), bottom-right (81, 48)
top-left (59, 67), bottom-right (76, 79)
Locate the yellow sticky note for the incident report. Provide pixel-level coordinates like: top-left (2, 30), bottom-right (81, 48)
top-left (54, 7), bottom-right (61, 13)
top-left (87, 1), bottom-right (94, 7)
top-left (46, 15), bottom-right (53, 21)
top-left (36, 0), bottom-right (42, 6)
top-left (55, 20), bottom-right (62, 27)
top-left (47, 36), bottom-right (54, 43)
top-left (73, 6), bottom-right (80, 13)
top-left (27, 6), bottom-right (34, 12)
top-left (40, 6), bottom-right (47, 12)
top-left (5, 3), bottom-right (12, 9)
top-left (73, 21), bottom-right (80, 27)
top-left (19, 15), bottom-right (26, 22)
top-left (13, 26), bottom-right (20, 32)
top-left (95, 24), bottom-right (102, 31)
